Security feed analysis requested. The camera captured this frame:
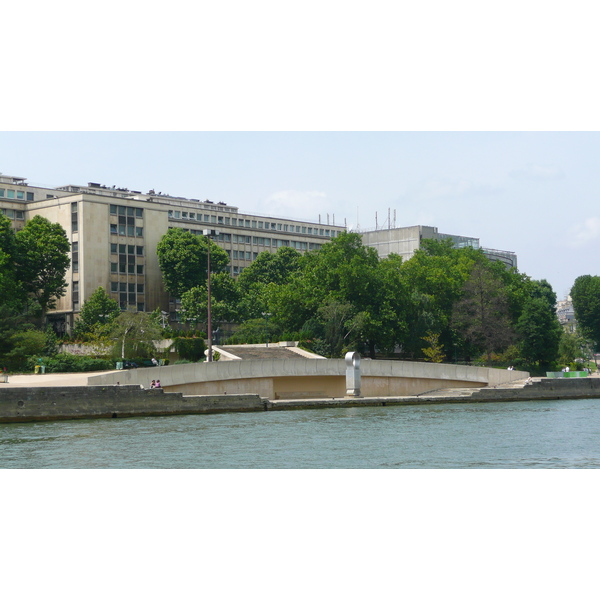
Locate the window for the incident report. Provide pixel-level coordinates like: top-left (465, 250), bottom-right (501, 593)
top-left (127, 226), bottom-right (134, 236)
top-left (204, 214), bottom-right (210, 222)
top-left (126, 207), bottom-right (133, 216)
top-left (182, 212), bottom-right (188, 219)
top-left (15, 211), bottom-right (24, 220)
top-left (111, 243), bottom-right (117, 254)
top-left (7, 190), bottom-right (15, 199)
top-left (233, 250), bottom-right (238, 259)
top-left (218, 216), bottom-right (224, 224)
top-left (136, 264), bottom-right (144, 274)
top-left (253, 252), bottom-right (258, 260)
top-left (296, 226), bottom-right (301, 233)
top-left (302, 227), bottom-right (306, 233)
top-left (233, 266), bottom-right (239, 275)
top-left (137, 284), bottom-right (144, 293)
top-left (211, 215), bottom-right (216, 224)
top-left (119, 244), bottom-right (126, 254)
top-left (224, 217), bottom-right (230, 225)
top-left (135, 208), bottom-right (143, 218)
top-left (111, 282), bottom-right (118, 292)
top-left (118, 224), bottom-right (126, 236)
top-left (283, 224), bottom-right (288, 232)
top-left (252, 220), bottom-right (256, 228)
top-left (126, 245), bottom-right (134, 254)
top-left (320, 229), bottom-right (324, 236)
top-left (26, 192), bottom-right (34, 201)
top-left (110, 205), bottom-right (117, 215)
top-left (0, 189), bottom-right (4, 197)
top-left (118, 206), bottom-right (126, 216)
top-left (189, 213), bottom-right (195, 220)
top-left (232, 218), bottom-right (237, 226)
top-left (136, 227), bottom-right (143, 237)
top-left (111, 262), bottom-right (118, 273)
top-left (174, 211), bottom-right (180, 219)
top-left (71, 202), bottom-right (78, 232)
top-left (136, 246), bottom-right (144, 256)
top-left (168, 210), bottom-right (173, 218)
top-left (16, 191), bottom-right (24, 200)
top-left (245, 251), bottom-right (251, 260)
top-left (137, 303), bottom-right (145, 312)
top-left (308, 227), bottom-right (313, 234)
top-left (271, 223), bottom-right (276, 230)
top-left (258, 221), bottom-right (263, 229)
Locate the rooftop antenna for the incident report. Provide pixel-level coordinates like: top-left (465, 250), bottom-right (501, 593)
top-left (327, 213), bottom-right (330, 225)
top-left (375, 211), bottom-right (378, 229)
top-left (388, 208), bottom-right (391, 230)
top-left (393, 209), bottom-right (396, 228)
top-left (333, 214), bottom-right (335, 226)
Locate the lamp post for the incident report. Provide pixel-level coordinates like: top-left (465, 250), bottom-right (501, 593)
top-left (160, 310), bottom-right (168, 328)
top-left (203, 229), bottom-right (219, 362)
top-left (262, 312), bottom-right (271, 347)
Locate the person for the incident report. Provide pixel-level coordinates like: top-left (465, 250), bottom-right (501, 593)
top-left (155, 380), bottom-right (162, 388)
top-left (150, 380), bottom-right (156, 388)
top-left (151, 357), bottom-right (158, 366)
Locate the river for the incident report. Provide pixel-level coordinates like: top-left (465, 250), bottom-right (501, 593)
top-left (2, 397), bottom-right (600, 468)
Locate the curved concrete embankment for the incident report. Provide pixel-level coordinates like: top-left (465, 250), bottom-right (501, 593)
top-left (87, 359), bottom-right (529, 400)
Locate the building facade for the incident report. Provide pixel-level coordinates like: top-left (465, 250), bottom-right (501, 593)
top-left (1, 174), bottom-right (346, 333)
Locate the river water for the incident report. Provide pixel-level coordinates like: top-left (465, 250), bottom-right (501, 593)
top-left (2, 398), bottom-right (600, 468)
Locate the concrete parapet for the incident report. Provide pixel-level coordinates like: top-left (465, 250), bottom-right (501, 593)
top-left (87, 359), bottom-right (529, 400)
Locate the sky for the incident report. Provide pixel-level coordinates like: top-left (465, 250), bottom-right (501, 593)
top-left (0, 131), bottom-right (597, 298)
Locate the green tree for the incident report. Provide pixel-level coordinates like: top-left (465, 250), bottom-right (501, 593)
top-left (156, 228), bottom-right (229, 298)
top-left (73, 287), bottom-right (120, 338)
top-left (15, 215), bottom-right (71, 318)
top-left (452, 263), bottom-right (515, 364)
top-left (109, 311), bottom-right (162, 360)
top-left (237, 247), bottom-right (302, 319)
top-left (517, 297), bottom-right (562, 368)
top-left (571, 275), bottom-right (600, 348)
top-left (0, 215), bottom-right (25, 310)
top-left (180, 272), bottom-right (240, 329)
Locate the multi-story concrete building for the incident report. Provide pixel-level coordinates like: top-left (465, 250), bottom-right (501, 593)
top-left (1, 173), bottom-right (346, 333)
top-left (358, 224), bottom-right (517, 269)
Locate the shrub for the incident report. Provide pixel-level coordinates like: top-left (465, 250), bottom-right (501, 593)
top-left (171, 337), bottom-right (206, 362)
top-left (26, 354), bottom-right (114, 373)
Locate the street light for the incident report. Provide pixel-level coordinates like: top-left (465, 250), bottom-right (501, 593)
top-left (160, 310), bottom-right (169, 328)
top-left (203, 229), bottom-right (219, 362)
top-left (262, 312), bottom-right (271, 347)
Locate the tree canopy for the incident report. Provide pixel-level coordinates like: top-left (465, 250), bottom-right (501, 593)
top-left (156, 229), bottom-right (229, 298)
top-left (571, 275), bottom-right (600, 349)
top-left (15, 215), bottom-right (71, 318)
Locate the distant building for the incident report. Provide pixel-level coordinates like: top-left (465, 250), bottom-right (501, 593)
top-left (358, 225), bottom-right (518, 268)
top-left (557, 296), bottom-right (576, 331)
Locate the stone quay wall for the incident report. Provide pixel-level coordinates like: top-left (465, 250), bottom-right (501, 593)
top-left (0, 385), bottom-right (264, 423)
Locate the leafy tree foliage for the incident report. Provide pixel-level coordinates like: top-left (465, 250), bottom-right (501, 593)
top-left (156, 228), bottom-right (229, 298)
top-left (452, 263), bottom-right (515, 364)
top-left (180, 272), bottom-right (240, 329)
top-left (517, 297), bottom-right (562, 368)
top-left (73, 287), bottom-right (120, 338)
top-left (15, 215), bottom-right (70, 318)
top-left (109, 311), bottom-right (162, 360)
top-left (0, 215), bottom-right (24, 310)
top-left (571, 275), bottom-right (600, 348)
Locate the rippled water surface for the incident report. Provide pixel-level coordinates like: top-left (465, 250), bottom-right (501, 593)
top-left (2, 398), bottom-right (600, 468)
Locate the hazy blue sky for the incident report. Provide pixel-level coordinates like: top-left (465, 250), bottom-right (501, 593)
top-left (1, 131), bottom-right (597, 298)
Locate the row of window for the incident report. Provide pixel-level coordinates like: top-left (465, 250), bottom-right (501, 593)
top-left (169, 209), bottom-right (337, 237)
top-left (111, 282), bottom-right (144, 294)
top-left (110, 224), bottom-right (144, 237)
top-left (0, 189), bottom-right (34, 201)
top-left (111, 262), bottom-right (145, 274)
top-left (110, 205), bottom-right (144, 218)
top-left (1, 208), bottom-right (25, 220)
top-left (180, 229), bottom-right (320, 251)
top-left (110, 244), bottom-right (144, 256)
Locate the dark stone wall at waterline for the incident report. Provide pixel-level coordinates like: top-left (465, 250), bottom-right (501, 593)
top-left (0, 386), bottom-right (265, 423)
